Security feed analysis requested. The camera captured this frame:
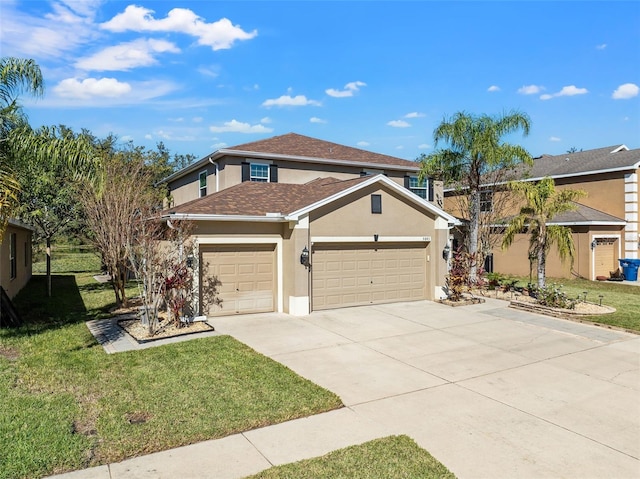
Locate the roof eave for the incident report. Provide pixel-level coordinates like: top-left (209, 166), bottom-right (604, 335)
top-left (548, 221), bottom-right (627, 226)
top-left (161, 213), bottom-right (287, 222)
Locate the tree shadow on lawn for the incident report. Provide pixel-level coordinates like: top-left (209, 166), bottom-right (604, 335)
top-left (5, 274), bottom-right (118, 339)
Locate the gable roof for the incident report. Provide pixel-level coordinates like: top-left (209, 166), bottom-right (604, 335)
top-left (161, 133), bottom-right (419, 184)
top-left (521, 144), bottom-right (640, 181)
top-left (549, 202), bottom-right (626, 226)
top-left (163, 174), bottom-right (457, 224)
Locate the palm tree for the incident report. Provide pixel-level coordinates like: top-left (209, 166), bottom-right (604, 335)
top-left (419, 110), bottom-right (532, 281)
top-left (0, 58), bottom-right (44, 241)
top-left (501, 177), bottom-right (585, 288)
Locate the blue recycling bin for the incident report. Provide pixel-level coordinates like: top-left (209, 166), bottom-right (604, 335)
top-left (618, 259), bottom-right (640, 281)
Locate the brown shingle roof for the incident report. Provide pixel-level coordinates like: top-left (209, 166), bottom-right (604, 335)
top-left (521, 145), bottom-right (640, 179)
top-left (551, 203), bottom-right (625, 224)
top-left (227, 133), bottom-right (418, 168)
top-left (166, 176), bottom-right (371, 217)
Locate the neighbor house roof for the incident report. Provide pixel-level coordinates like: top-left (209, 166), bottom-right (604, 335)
top-left (163, 174), bottom-right (458, 224)
top-left (522, 145), bottom-right (640, 180)
top-left (161, 133), bottom-right (419, 184)
top-left (549, 202), bottom-right (626, 226)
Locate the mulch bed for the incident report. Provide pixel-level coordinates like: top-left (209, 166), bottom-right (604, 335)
top-left (118, 317), bottom-right (215, 343)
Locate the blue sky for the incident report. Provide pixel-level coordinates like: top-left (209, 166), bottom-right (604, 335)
top-left (1, 1), bottom-right (639, 162)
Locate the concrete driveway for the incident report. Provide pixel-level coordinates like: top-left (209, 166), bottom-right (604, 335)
top-left (215, 298), bottom-right (640, 479)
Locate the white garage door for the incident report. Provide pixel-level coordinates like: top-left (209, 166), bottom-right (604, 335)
top-left (312, 243), bottom-right (427, 311)
top-left (201, 245), bottom-right (275, 316)
top-left (594, 238), bottom-right (617, 278)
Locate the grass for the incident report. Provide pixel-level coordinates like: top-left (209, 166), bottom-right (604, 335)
top-left (505, 275), bottom-right (640, 333)
top-left (246, 435), bottom-right (456, 479)
top-left (1, 255), bottom-right (342, 479)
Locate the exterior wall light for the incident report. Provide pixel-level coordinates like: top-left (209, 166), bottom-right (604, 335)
top-left (443, 244), bottom-right (451, 261)
top-left (300, 246), bottom-right (310, 269)
top-left (590, 239), bottom-right (597, 250)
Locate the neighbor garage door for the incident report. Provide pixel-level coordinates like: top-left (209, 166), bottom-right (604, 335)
top-left (312, 243), bottom-right (426, 311)
top-left (594, 238), bottom-right (617, 278)
top-left (200, 245), bottom-right (276, 316)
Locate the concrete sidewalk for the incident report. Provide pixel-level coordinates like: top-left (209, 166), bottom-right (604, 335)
top-left (52, 299), bottom-right (639, 479)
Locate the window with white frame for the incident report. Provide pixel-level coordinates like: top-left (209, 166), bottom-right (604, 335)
top-left (250, 163), bottom-right (269, 182)
top-left (198, 171), bottom-right (207, 198)
top-left (409, 176), bottom-right (427, 199)
top-left (480, 190), bottom-right (493, 212)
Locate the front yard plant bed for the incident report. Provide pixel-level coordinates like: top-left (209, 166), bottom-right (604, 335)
top-left (2, 267), bottom-right (342, 479)
top-left (118, 316), bottom-right (215, 343)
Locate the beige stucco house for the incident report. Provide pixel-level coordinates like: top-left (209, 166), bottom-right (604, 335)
top-left (445, 145), bottom-right (640, 281)
top-left (162, 133), bottom-right (457, 317)
top-left (1, 219), bottom-right (33, 299)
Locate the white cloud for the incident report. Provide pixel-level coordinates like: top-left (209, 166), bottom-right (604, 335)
top-left (357, 141), bottom-right (370, 147)
top-left (262, 95), bottom-right (321, 108)
top-left (101, 5), bottom-right (257, 50)
top-left (404, 112), bottom-right (425, 118)
top-left (144, 134), bottom-right (153, 140)
top-left (75, 38), bottom-right (180, 71)
top-left (518, 85), bottom-right (544, 95)
top-left (192, 117), bottom-right (203, 123)
top-left (310, 117), bottom-right (327, 124)
top-left (540, 85), bottom-right (588, 100)
top-left (53, 77), bottom-right (132, 99)
top-left (260, 117), bottom-right (272, 124)
top-left (612, 83), bottom-right (639, 100)
top-left (549, 136), bottom-right (561, 142)
top-left (387, 120), bottom-right (410, 128)
top-left (395, 145), bottom-right (404, 150)
top-left (596, 43), bottom-right (607, 50)
top-left (212, 142), bottom-right (227, 149)
top-left (0, 1), bottom-right (100, 58)
top-left (487, 85), bottom-right (500, 92)
top-left (154, 130), bottom-right (196, 141)
top-left (197, 65), bottom-right (220, 78)
top-left (418, 143), bottom-right (431, 149)
top-left (209, 119), bottom-right (273, 133)
top-left (169, 117), bottom-right (184, 122)
top-left (326, 81), bottom-right (366, 98)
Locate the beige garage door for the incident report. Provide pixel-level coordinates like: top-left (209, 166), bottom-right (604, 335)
top-left (312, 243), bottom-right (427, 311)
top-left (200, 245), bottom-right (275, 316)
top-left (594, 238), bottom-right (617, 278)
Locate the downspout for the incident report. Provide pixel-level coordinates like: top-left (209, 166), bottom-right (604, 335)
top-left (208, 158), bottom-right (219, 193)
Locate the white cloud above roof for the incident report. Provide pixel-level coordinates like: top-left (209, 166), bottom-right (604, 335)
top-left (596, 43), bottom-right (607, 50)
top-left (540, 85), bottom-right (588, 100)
top-left (100, 5), bottom-right (257, 50)
top-left (357, 141), bottom-right (370, 147)
top-left (612, 83), bottom-right (639, 100)
top-left (310, 117), bottom-right (327, 123)
top-left (53, 77), bottom-right (132, 99)
top-left (487, 85), bottom-right (500, 92)
top-left (387, 120), bottom-right (410, 128)
top-left (518, 85), bottom-right (544, 95)
top-left (262, 95), bottom-right (321, 107)
top-left (418, 143), bottom-right (431, 149)
top-left (549, 136), bottom-right (561, 142)
top-left (75, 38), bottom-right (180, 71)
top-left (209, 119), bottom-right (273, 133)
top-left (326, 81), bottom-right (366, 98)
top-left (404, 112), bottom-right (425, 118)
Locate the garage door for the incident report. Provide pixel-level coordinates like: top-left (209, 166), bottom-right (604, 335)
top-left (312, 243), bottom-right (427, 311)
top-left (200, 245), bottom-right (275, 316)
top-left (594, 238), bottom-right (617, 278)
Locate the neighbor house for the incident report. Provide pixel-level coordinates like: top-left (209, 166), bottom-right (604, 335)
top-left (444, 145), bottom-right (639, 281)
top-left (0, 219), bottom-right (33, 299)
top-left (161, 133), bottom-right (457, 317)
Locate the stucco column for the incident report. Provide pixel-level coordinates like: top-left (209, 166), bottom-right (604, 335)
top-left (285, 215), bottom-right (311, 315)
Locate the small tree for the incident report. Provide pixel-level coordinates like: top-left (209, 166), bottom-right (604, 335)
top-left (502, 177), bottom-right (586, 288)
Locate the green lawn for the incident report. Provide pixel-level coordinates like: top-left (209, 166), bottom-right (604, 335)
top-left (246, 435), bottom-right (456, 479)
top-left (1, 256), bottom-right (342, 479)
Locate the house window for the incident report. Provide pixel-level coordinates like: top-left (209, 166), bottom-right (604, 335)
top-left (9, 233), bottom-right (16, 280)
top-left (371, 194), bottom-right (382, 214)
top-left (199, 171), bottom-right (207, 198)
top-left (250, 164), bottom-right (269, 182)
top-left (480, 190), bottom-right (493, 212)
top-left (408, 177), bottom-right (427, 199)
top-left (242, 162), bottom-right (278, 183)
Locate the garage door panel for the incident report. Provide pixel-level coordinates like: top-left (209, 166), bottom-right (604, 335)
top-left (312, 243), bottom-right (426, 311)
top-left (201, 245), bottom-right (275, 316)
